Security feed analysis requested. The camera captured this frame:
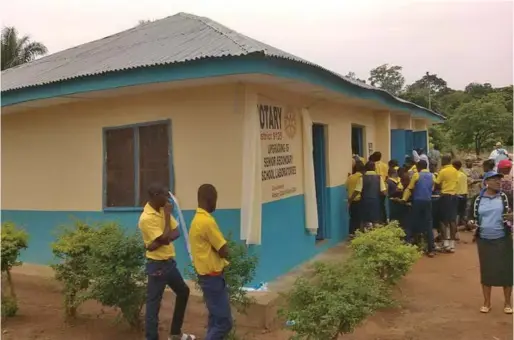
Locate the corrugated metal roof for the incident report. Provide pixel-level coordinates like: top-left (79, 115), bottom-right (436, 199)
top-left (0, 12), bottom-right (443, 119)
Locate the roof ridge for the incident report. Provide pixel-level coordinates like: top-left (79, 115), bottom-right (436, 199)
top-left (178, 12), bottom-right (253, 54)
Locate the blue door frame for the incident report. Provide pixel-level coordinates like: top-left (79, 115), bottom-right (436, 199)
top-left (312, 124), bottom-right (329, 240)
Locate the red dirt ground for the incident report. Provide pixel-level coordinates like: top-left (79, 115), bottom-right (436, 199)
top-left (2, 232), bottom-right (512, 340)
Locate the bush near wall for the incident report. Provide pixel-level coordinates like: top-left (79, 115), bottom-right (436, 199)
top-left (281, 259), bottom-right (393, 340)
top-left (282, 222), bottom-right (421, 339)
top-left (52, 221), bottom-right (146, 328)
top-left (1, 222), bottom-right (29, 318)
top-left (349, 222), bottom-right (421, 285)
top-left (52, 222), bottom-right (96, 319)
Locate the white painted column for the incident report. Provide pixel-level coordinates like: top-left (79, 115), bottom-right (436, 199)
top-left (301, 108), bottom-right (319, 236)
top-left (240, 86), bottom-right (262, 244)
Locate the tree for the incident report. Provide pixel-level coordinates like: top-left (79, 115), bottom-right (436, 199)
top-left (408, 72), bottom-right (449, 96)
top-left (449, 93), bottom-right (512, 156)
top-left (368, 64), bottom-right (405, 95)
top-left (464, 82), bottom-right (494, 98)
top-left (1, 27), bottom-right (48, 70)
top-left (345, 71), bottom-right (366, 84)
top-left (400, 72), bottom-right (451, 112)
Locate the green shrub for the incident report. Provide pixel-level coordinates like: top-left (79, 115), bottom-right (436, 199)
top-left (1, 223), bottom-right (29, 274)
top-left (223, 236), bottom-right (259, 313)
top-left (1, 295), bottom-right (18, 318)
top-left (349, 221), bottom-right (421, 285)
top-left (85, 222), bottom-right (146, 328)
top-left (188, 234), bottom-right (258, 313)
top-left (281, 260), bottom-right (394, 340)
top-left (51, 221), bottom-right (96, 319)
top-left (1, 222), bottom-right (29, 318)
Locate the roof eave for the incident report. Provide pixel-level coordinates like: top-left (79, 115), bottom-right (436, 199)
top-left (1, 54), bottom-right (444, 122)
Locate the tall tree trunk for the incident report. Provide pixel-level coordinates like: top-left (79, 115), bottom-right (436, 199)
top-left (6, 270), bottom-right (16, 299)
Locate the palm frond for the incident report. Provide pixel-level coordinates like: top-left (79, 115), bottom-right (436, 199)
top-left (1, 26), bottom-right (48, 70)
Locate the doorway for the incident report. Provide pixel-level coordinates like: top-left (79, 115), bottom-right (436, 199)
top-left (351, 125), bottom-right (364, 158)
top-left (312, 123), bottom-right (329, 241)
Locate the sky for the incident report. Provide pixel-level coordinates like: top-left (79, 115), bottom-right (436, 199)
top-left (1, 0), bottom-right (512, 89)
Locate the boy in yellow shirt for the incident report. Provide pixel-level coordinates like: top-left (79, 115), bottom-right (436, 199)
top-left (346, 161), bottom-right (365, 236)
top-left (453, 160), bottom-right (469, 227)
top-left (189, 184), bottom-right (232, 339)
top-left (370, 151), bottom-right (388, 223)
top-left (138, 183), bottom-right (195, 340)
top-left (434, 155), bottom-right (459, 253)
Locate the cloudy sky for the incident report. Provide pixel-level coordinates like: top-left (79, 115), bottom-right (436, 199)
top-left (2, 0), bottom-right (512, 89)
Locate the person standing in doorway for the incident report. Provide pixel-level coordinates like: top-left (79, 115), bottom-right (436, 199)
top-left (435, 155), bottom-right (459, 253)
top-left (138, 184), bottom-right (196, 340)
top-left (189, 184), bottom-right (232, 339)
top-left (472, 172), bottom-right (512, 314)
top-left (402, 160), bottom-right (436, 257)
top-left (347, 161), bottom-right (365, 236)
top-left (358, 161), bottom-right (387, 228)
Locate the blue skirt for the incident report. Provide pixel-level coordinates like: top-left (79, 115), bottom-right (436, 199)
top-left (361, 198), bottom-right (381, 224)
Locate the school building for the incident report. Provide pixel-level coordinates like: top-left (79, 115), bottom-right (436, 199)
top-left (1, 13), bottom-right (443, 283)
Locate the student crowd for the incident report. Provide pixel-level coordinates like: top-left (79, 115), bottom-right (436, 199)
top-left (347, 142), bottom-right (514, 315)
top-left (346, 144), bottom-right (513, 257)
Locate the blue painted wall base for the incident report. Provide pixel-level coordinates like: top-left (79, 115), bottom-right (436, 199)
top-left (1, 185), bottom-right (349, 284)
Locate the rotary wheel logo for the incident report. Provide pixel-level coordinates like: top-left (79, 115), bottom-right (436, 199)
top-left (284, 110), bottom-right (297, 139)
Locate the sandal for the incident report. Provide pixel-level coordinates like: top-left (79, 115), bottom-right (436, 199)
top-left (480, 306), bottom-right (491, 313)
top-left (504, 306), bottom-right (513, 314)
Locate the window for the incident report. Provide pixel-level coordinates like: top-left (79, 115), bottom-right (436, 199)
top-left (104, 120), bottom-right (171, 209)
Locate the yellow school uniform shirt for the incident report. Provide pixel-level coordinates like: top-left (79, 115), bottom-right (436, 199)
top-left (375, 161), bottom-right (389, 182)
top-left (434, 165), bottom-right (459, 195)
top-left (409, 165), bottom-right (418, 174)
top-left (456, 170), bottom-right (468, 195)
top-left (346, 172), bottom-right (363, 201)
top-left (138, 203), bottom-right (178, 260)
top-left (189, 208), bottom-right (229, 275)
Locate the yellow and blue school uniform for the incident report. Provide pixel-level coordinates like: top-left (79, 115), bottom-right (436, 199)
top-left (403, 169), bottom-right (435, 252)
top-left (189, 208), bottom-right (232, 337)
top-left (456, 170), bottom-right (469, 219)
top-left (387, 176), bottom-right (405, 222)
top-left (346, 172), bottom-right (363, 234)
top-left (434, 165), bottom-right (459, 223)
top-left (359, 170), bottom-right (386, 224)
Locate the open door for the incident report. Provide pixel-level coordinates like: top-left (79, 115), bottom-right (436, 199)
top-left (351, 125), bottom-right (364, 157)
top-left (312, 123), bottom-right (328, 240)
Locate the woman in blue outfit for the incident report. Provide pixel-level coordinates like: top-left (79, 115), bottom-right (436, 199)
top-left (472, 171), bottom-right (513, 314)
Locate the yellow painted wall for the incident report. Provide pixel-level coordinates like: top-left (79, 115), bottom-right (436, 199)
top-left (2, 85), bottom-right (243, 211)
top-left (374, 111), bottom-right (391, 161)
top-left (253, 85), bottom-right (388, 189)
top-left (391, 115), bottom-right (412, 130)
top-left (413, 119), bottom-right (428, 131)
top-left (3, 82), bottom-right (399, 211)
